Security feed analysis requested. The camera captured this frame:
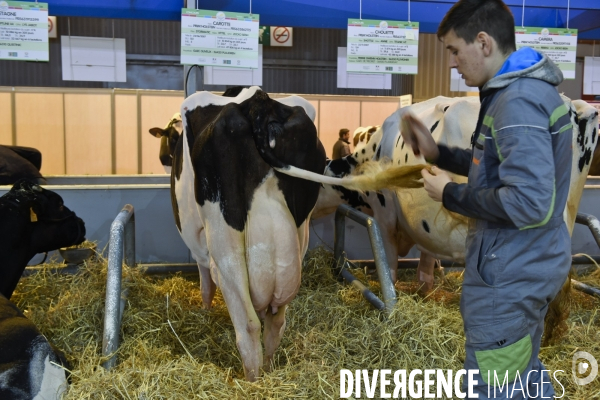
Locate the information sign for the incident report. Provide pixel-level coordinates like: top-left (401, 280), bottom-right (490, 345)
top-left (181, 9), bottom-right (259, 68)
top-left (515, 27), bottom-right (577, 79)
top-left (0, 1), bottom-right (48, 61)
top-left (347, 19), bottom-right (418, 74)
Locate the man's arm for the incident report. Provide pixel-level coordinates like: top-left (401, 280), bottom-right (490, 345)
top-left (435, 144), bottom-right (471, 177)
top-left (442, 97), bottom-right (563, 228)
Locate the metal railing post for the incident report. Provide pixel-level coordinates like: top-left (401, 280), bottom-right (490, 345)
top-left (333, 207), bottom-right (347, 274)
top-left (572, 212), bottom-right (600, 299)
top-left (124, 210), bottom-right (135, 267)
top-left (576, 212), bottom-right (600, 249)
top-left (334, 204), bottom-right (397, 313)
top-left (102, 204), bottom-right (135, 370)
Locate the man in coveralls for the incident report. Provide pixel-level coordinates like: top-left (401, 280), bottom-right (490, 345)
top-left (401, 0), bottom-right (572, 398)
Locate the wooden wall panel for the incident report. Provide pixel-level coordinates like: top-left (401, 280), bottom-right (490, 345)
top-left (64, 93), bottom-right (112, 175)
top-left (0, 93), bottom-right (12, 145)
top-left (318, 100), bottom-right (360, 158)
top-left (360, 101), bottom-right (399, 128)
top-left (414, 33), bottom-right (469, 103)
top-left (115, 94), bottom-right (138, 174)
top-left (140, 94), bottom-right (183, 174)
top-left (15, 93), bottom-right (65, 175)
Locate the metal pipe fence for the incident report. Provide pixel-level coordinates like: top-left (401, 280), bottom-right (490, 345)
top-left (334, 204), bottom-right (396, 314)
top-left (102, 204), bottom-right (135, 370)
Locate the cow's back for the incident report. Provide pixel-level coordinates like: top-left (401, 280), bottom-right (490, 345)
top-left (188, 96), bottom-right (324, 230)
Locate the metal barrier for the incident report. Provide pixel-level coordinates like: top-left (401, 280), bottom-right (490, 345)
top-left (576, 212), bottom-right (600, 249)
top-left (93, 208), bottom-right (600, 368)
top-left (572, 212), bottom-right (600, 298)
top-left (102, 204), bottom-right (136, 370)
top-left (334, 204), bottom-right (396, 314)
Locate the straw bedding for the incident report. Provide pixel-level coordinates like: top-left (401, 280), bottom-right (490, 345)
top-left (10, 248), bottom-right (600, 399)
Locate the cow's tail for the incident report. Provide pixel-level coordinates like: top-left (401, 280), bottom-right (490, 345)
top-left (246, 89), bottom-right (427, 191)
top-left (275, 163), bottom-right (428, 192)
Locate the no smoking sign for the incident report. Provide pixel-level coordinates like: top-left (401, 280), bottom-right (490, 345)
top-left (270, 26), bottom-right (293, 47)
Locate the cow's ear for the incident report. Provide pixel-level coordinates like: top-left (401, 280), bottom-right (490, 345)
top-left (149, 128), bottom-right (165, 138)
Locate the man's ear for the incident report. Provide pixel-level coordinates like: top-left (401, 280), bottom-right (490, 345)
top-left (476, 31), bottom-right (494, 57)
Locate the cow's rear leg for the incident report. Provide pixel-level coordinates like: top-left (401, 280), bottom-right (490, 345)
top-left (211, 257), bottom-right (263, 381)
top-left (193, 233), bottom-right (215, 310)
top-left (263, 304), bottom-right (287, 372)
top-left (198, 265), bottom-right (216, 310)
top-left (416, 253), bottom-right (436, 295)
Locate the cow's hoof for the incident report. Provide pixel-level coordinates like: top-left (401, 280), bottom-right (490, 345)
top-left (417, 281), bottom-right (433, 297)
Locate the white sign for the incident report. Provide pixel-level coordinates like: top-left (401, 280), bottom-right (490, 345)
top-left (515, 27), bottom-right (577, 79)
top-left (0, 1), bottom-right (49, 61)
top-left (347, 19), bottom-right (419, 74)
top-left (583, 57), bottom-right (600, 95)
top-left (399, 94), bottom-right (412, 108)
top-left (204, 44), bottom-right (263, 86)
top-left (61, 36), bottom-right (127, 82)
top-left (337, 47), bottom-right (391, 89)
top-left (181, 9), bottom-right (259, 68)
top-left (270, 26), bottom-right (292, 47)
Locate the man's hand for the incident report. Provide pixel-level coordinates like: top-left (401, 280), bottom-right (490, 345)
top-left (401, 112), bottom-right (440, 162)
top-left (421, 166), bottom-right (452, 202)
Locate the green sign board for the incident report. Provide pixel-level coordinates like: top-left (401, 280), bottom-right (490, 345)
top-left (259, 25), bottom-right (270, 46)
top-left (347, 19), bottom-right (419, 74)
top-left (0, 1), bottom-right (49, 61)
top-left (181, 9), bottom-right (259, 68)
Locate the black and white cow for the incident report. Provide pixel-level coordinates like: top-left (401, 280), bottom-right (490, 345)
top-left (170, 87), bottom-right (426, 380)
top-left (0, 180), bottom-right (86, 299)
top-left (0, 145), bottom-right (47, 186)
top-left (0, 294), bottom-right (70, 400)
top-left (151, 87), bottom-right (321, 312)
top-left (172, 87), bottom-right (324, 381)
top-left (0, 180), bottom-right (85, 399)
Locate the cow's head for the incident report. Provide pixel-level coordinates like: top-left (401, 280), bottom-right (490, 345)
top-left (0, 180), bottom-right (86, 299)
top-left (149, 113), bottom-right (182, 173)
top-left (1, 180), bottom-right (86, 253)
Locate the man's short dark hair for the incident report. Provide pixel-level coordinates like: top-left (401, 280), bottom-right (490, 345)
top-left (437, 0), bottom-right (516, 55)
top-left (339, 128), bottom-right (350, 139)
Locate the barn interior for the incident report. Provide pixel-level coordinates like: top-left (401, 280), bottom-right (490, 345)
top-left (1, 0), bottom-right (600, 398)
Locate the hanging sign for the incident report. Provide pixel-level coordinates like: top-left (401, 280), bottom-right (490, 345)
top-left (0, 1), bottom-right (49, 61)
top-left (347, 19), bottom-right (418, 74)
top-left (181, 9), bottom-right (259, 68)
top-left (259, 25), bottom-right (269, 46)
top-left (515, 27), bottom-right (577, 79)
top-left (270, 26), bottom-right (292, 47)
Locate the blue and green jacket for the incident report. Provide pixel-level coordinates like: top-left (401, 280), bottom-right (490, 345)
top-left (438, 47), bottom-right (572, 232)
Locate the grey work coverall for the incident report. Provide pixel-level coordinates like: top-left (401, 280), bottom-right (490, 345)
top-left (437, 52), bottom-right (572, 399)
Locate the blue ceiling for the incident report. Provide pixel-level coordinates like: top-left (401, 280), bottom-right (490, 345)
top-left (46, 0), bottom-right (600, 39)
